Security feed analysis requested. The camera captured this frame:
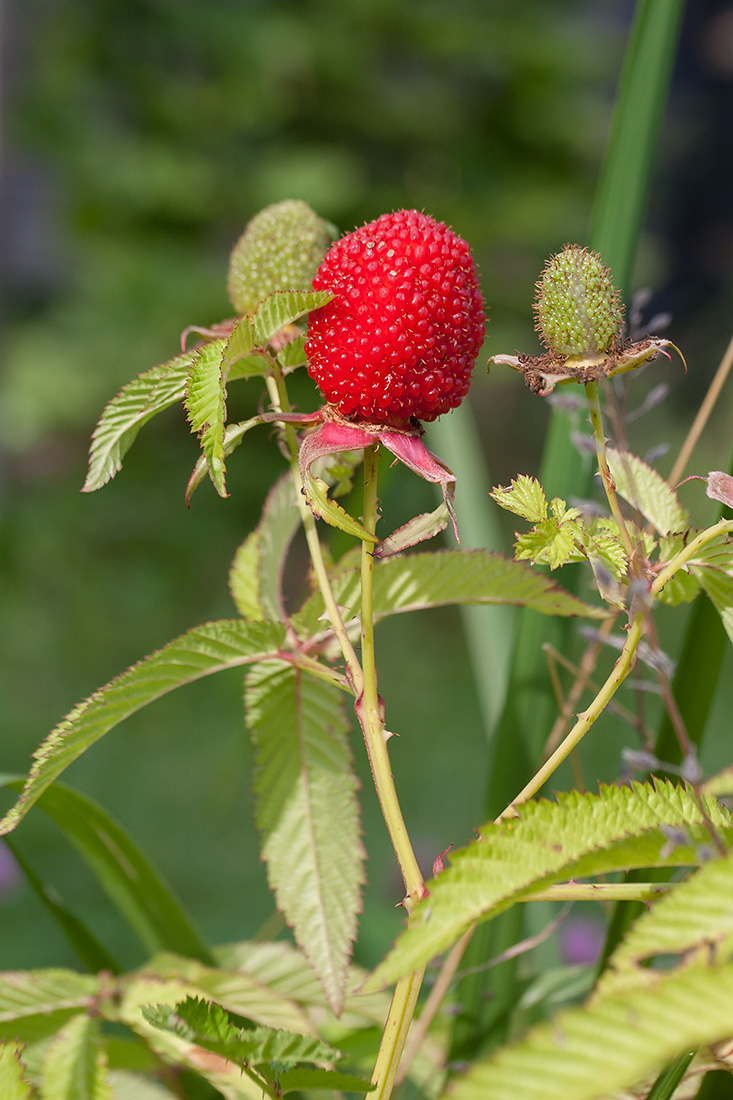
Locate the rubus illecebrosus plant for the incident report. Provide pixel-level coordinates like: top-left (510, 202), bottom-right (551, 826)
top-left (1, 200), bottom-right (733, 1100)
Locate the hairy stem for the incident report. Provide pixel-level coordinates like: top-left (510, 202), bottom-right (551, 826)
top-left (586, 380), bottom-right (637, 563)
top-left (359, 444), bottom-right (426, 1100)
top-left (265, 368), bottom-right (363, 695)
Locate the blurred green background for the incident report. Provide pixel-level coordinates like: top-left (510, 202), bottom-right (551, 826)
top-left (1, 0), bottom-right (732, 975)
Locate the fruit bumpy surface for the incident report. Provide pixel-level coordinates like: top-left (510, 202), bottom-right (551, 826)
top-left (305, 209), bottom-right (486, 423)
top-left (533, 244), bottom-right (624, 357)
top-left (227, 200), bottom-right (336, 315)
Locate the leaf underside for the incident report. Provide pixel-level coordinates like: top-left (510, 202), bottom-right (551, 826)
top-left (246, 661), bottom-right (365, 1016)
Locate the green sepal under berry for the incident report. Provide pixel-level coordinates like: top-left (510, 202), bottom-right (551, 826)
top-left (227, 200), bottom-right (337, 316)
top-left (534, 244), bottom-right (624, 356)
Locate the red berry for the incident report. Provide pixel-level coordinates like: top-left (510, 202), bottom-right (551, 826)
top-left (305, 210), bottom-right (486, 423)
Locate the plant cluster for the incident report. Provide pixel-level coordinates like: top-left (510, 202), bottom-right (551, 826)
top-left (0, 190), bottom-right (732, 1100)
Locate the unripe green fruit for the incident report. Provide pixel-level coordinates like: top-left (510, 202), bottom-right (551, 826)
top-left (227, 200), bottom-right (337, 315)
top-left (533, 245), bottom-right (624, 357)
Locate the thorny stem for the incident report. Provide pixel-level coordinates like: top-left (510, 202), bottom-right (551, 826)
top-left (359, 444), bottom-right (427, 1100)
top-left (586, 380), bottom-right (637, 564)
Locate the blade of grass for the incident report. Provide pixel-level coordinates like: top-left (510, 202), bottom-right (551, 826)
top-left (447, 0), bottom-right (687, 1064)
top-left (0, 777), bottom-right (215, 966)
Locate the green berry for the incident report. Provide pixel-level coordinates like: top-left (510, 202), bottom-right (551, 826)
top-left (533, 245), bottom-right (624, 356)
top-left (227, 200), bottom-right (337, 315)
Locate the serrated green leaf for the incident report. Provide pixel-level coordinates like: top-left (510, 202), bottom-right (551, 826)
top-left (40, 1014), bottom-right (111, 1100)
top-left (0, 971), bottom-right (99, 1024)
top-left (514, 517), bottom-right (585, 570)
top-left (444, 960), bottom-right (733, 1100)
top-left (185, 415), bottom-right (264, 504)
top-left (0, 780), bottom-right (213, 965)
top-left (0, 1042), bottom-right (33, 1100)
top-left (119, 978), bottom-right (263, 1098)
top-left (82, 348), bottom-right (203, 493)
top-left (693, 566), bottom-right (733, 645)
top-left (599, 849), bottom-right (733, 998)
top-left (143, 954), bottom-right (314, 1035)
top-left (185, 341), bottom-right (229, 498)
top-left (490, 476), bottom-right (548, 522)
top-left (607, 449), bottom-right (688, 535)
top-left (220, 316), bottom-right (258, 373)
top-left (252, 290), bottom-right (332, 347)
top-left (0, 620), bottom-right (286, 836)
top-left (143, 996), bottom-right (338, 1067)
top-left (303, 473), bottom-right (377, 543)
top-left (369, 782), bottom-right (733, 986)
top-left (276, 1066), bottom-right (374, 1093)
top-left (294, 549), bottom-right (605, 641)
top-left (229, 475), bottom-right (300, 621)
top-left (375, 501), bottom-right (452, 557)
top-left (276, 334), bottom-right (307, 371)
top-left (246, 662), bottom-right (365, 1015)
top-left (229, 532), bottom-right (264, 620)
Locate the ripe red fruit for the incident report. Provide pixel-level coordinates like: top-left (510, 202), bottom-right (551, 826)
top-left (305, 209), bottom-right (486, 423)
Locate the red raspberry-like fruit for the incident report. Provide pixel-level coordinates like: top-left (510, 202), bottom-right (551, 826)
top-left (305, 209), bottom-right (486, 423)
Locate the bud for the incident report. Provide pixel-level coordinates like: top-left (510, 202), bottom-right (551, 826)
top-left (227, 199), bottom-right (337, 315)
top-left (533, 245), bottom-right (624, 357)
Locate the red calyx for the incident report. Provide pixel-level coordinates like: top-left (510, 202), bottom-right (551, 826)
top-left (305, 209), bottom-right (486, 423)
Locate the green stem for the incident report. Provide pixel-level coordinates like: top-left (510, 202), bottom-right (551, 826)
top-left (651, 519), bottom-right (733, 597)
top-left (359, 444), bottom-right (427, 1100)
top-left (358, 444), bottom-right (425, 901)
top-left (265, 369), bottom-right (363, 696)
top-left (586, 380), bottom-right (637, 563)
top-left (523, 882), bottom-right (671, 902)
top-left (501, 611), bottom-right (644, 815)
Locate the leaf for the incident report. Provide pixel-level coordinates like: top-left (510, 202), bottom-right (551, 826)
top-left (229, 475), bottom-right (301, 621)
top-left (369, 781), bottom-right (733, 986)
top-left (490, 476), bottom-right (548, 522)
top-left (276, 1066), bottom-right (374, 1094)
top-left (0, 1042), bottom-right (33, 1100)
top-left (598, 849), bottom-right (733, 997)
top-left (40, 1014), bottom-right (111, 1100)
top-left (0, 971), bottom-right (99, 1024)
top-left (246, 662), bottom-right (365, 1015)
top-left (212, 941), bottom-right (390, 1027)
top-left (142, 954), bottom-right (314, 1035)
top-left (304, 473), bottom-right (377, 543)
top-left (0, 620), bottom-right (286, 836)
top-left (444, 960), bottom-right (733, 1100)
top-left (82, 348), bottom-right (203, 493)
top-left (252, 290), bottom-right (332, 347)
top-left (142, 996), bottom-right (338, 1068)
top-left (3, 833), bottom-right (121, 975)
top-left (119, 978), bottom-right (263, 1099)
top-left (229, 533), bottom-right (265, 621)
top-left (607, 449), bottom-right (688, 535)
top-left (106, 1072), bottom-right (178, 1100)
top-left (514, 516), bottom-right (585, 570)
top-left (276, 334), bottom-right (307, 371)
top-left (185, 341), bottom-right (230, 498)
top-left (694, 567), bottom-right (733, 645)
top-left (185, 415), bottom-right (264, 505)
top-left (707, 470), bottom-right (733, 509)
top-left (374, 501), bottom-right (452, 558)
top-left (0, 780), bottom-right (213, 965)
top-left (654, 534), bottom-right (702, 605)
top-left (294, 549), bottom-right (606, 639)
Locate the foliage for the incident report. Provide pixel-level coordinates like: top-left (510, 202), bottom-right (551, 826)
top-left (2, 4), bottom-right (733, 1100)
